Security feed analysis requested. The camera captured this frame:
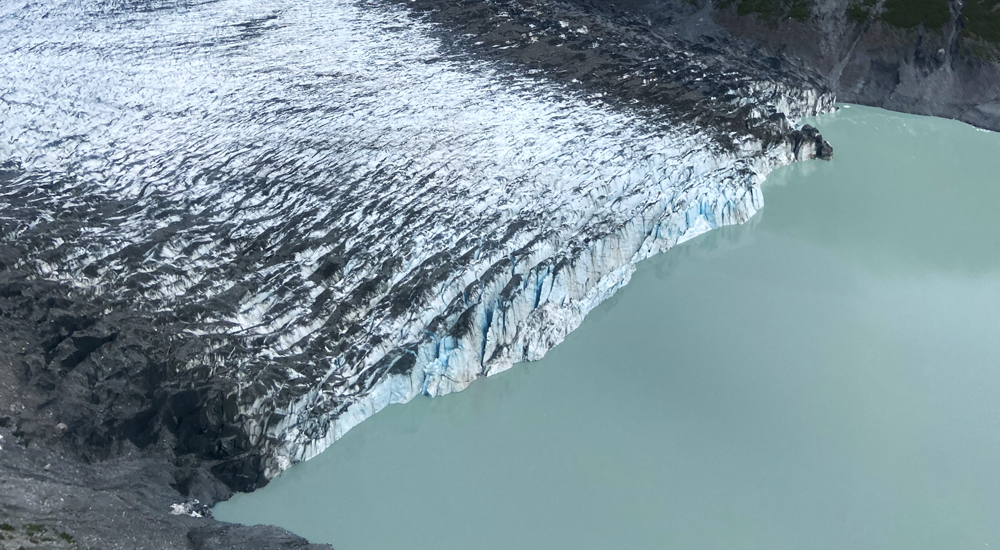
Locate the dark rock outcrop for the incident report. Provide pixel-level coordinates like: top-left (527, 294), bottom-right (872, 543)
top-left (714, 0), bottom-right (1000, 131)
top-left (581, 0), bottom-right (1000, 131)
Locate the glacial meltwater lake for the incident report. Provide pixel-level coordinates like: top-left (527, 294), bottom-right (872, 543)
top-left (215, 105), bottom-right (1000, 549)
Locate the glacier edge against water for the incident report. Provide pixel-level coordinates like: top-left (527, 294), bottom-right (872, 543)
top-left (262, 102), bottom-right (835, 479)
top-left (0, 0), bottom-right (836, 489)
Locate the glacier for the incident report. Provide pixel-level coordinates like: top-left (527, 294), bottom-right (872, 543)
top-left (0, 0), bottom-right (833, 488)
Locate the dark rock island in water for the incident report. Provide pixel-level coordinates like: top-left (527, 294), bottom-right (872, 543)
top-left (0, 0), bottom-right (991, 547)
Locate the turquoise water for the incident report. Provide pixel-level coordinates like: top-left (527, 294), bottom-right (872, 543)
top-left (215, 106), bottom-right (1000, 549)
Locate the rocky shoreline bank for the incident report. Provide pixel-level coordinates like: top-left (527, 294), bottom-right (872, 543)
top-left (0, 248), bottom-right (330, 549)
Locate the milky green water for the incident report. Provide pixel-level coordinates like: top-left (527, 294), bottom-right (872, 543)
top-left (214, 106), bottom-right (1000, 549)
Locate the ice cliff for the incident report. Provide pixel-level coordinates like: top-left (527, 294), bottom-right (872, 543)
top-left (0, 0), bottom-right (833, 489)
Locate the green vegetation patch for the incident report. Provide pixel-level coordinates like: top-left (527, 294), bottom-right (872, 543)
top-left (846, 0), bottom-right (878, 24)
top-left (963, 0), bottom-right (1000, 43)
top-left (731, 0), bottom-right (811, 21)
top-left (881, 0), bottom-right (951, 30)
top-left (788, 1), bottom-right (810, 20)
top-left (965, 39), bottom-right (1000, 60)
top-left (736, 0), bottom-right (783, 18)
top-left (0, 522), bottom-right (73, 545)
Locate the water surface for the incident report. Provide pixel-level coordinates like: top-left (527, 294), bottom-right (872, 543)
top-left (216, 106), bottom-right (1000, 549)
